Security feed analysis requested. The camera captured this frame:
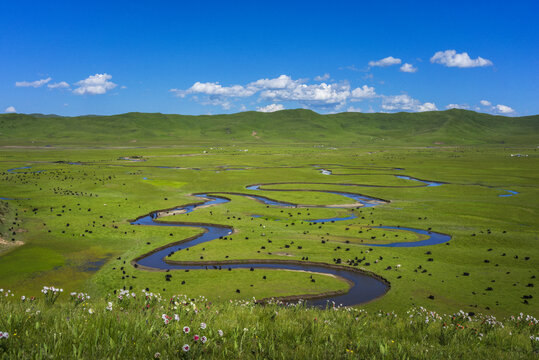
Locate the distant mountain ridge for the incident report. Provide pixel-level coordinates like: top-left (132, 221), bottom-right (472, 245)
top-left (0, 109), bottom-right (537, 146)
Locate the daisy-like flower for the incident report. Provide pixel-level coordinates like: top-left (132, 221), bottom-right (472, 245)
top-left (201, 336), bottom-right (207, 344)
top-left (183, 326), bottom-right (190, 334)
top-left (200, 322), bottom-right (207, 330)
top-left (174, 314), bottom-right (179, 321)
top-left (88, 308), bottom-right (94, 314)
top-left (182, 344), bottom-right (190, 352)
top-left (154, 352), bottom-right (161, 358)
top-left (218, 329), bottom-right (223, 337)
top-left (193, 335), bottom-right (200, 342)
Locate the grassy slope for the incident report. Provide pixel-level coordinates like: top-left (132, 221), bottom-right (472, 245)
top-left (0, 109), bottom-right (538, 145)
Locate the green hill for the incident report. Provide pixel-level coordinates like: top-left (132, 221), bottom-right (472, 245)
top-left (0, 109), bottom-right (537, 146)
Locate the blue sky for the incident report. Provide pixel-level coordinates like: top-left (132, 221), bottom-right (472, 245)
top-left (1, 0), bottom-right (537, 116)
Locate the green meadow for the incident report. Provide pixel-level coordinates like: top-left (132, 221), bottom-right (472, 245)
top-left (0, 110), bottom-right (538, 358)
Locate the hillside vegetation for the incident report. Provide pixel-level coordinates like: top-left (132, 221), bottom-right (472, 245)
top-left (1, 109), bottom-right (537, 146)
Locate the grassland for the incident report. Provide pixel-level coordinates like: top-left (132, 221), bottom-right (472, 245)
top-left (0, 143), bottom-right (537, 316)
top-left (0, 291), bottom-right (537, 359)
top-left (1, 109), bottom-right (538, 146)
top-left (0, 110), bottom-right (537, 358)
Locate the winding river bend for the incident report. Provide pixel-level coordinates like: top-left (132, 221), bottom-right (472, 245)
top-left (131, 179), bottom-right (451, 307)
top-left (1, 163), bottom-right (519, 305)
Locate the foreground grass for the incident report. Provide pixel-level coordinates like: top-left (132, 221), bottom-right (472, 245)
top-left (0, 288), bottom-right (537, 359)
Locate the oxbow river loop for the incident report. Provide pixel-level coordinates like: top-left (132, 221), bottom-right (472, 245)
top-left (131, 179), bottom-right (452, 307)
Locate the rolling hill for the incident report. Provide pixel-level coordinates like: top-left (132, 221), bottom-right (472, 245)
top-left (0, 109), bottom-right (537, 146)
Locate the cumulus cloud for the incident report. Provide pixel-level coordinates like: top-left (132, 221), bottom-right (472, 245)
top-left (382, 94), bottom-right (437, 112)
top-left (368, 56), bottom-right (402, 67)
top-left (171, 82), bottom-right (255, 98)
top-left (257, 103), bottom-right (285, 112)
top-left (73, 73), bottom-right (117, 95)
top-left (480, 100), bottom-right (492, 106)
top-left (400, 63), bottom-right (417, 73)
top-left (314, 73), bottom-right (330, 81)
top-left (47, 81), bottom-right (70, 89)
top-left (350, 85), bottom-right (376, 100)
top-left (494, 104), bottom-right (514, 114)
top-left (260, 82), bottom-right (351, 106)
top-left (4, 106), bottom-right (16, 113)
top-left (430, 50), bottom-right (493, 68)
top-left (15, 77), bottom-right (51, 88)
top-left (174, 74), bottom-right (440, 112)
top-left (477, 100), bottom-right (514, 114)
top-left (175, 75), bottom-right (376, 108)
top-left (417, 102), bottom-right (438, 112)
top-left (248, 74), bottom-right (297, 90)
top-left (446, 103), bottom-right (470, 109)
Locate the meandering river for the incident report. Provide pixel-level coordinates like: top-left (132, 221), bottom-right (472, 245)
top-left (132, 179), bottom-right (450, 307)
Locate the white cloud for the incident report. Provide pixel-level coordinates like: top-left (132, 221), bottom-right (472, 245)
top-left (174, 75), bottom-right (364, 108)
top-left (73, 73), bottom-right (117, 95)
top-left (369, 56), bottom-right (402, 67)
top-left (260, 82), bottom-right (350, 106)
top-left (350, 85), bottom-right (376, 100)
top-left (430, 50), bottom-right (493, 68)
top-left (480, 100), bottom-right (492, 106)
top-left (418, 102), bottom-right (438, 112)
top-left (346, 106), bottom-right (361, 113)
top-left (47, 81), bottom-right (70, 89)
top-left (314, 73), bottom-right (330, 81)
top-left (400, 63), bottom-right (417, 73)
top-left (15, 77), bottom-right (51, 88)
top-left (446, 103), bottom-right (470, 110)
top-left (248, 75), bottom-right (297, 90)
top-left (173, 75), bottom-right (435, 112)
top-left (171, 81), bottom-right (255, 98)
top-left (257, 103), bottom-right (285, 112)
top-left (4, 106), bottom-right (16, 113)
top-left (494, 104), bottom-right (514, 114)
top-left (382, 94), bottom-right (437, 112)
